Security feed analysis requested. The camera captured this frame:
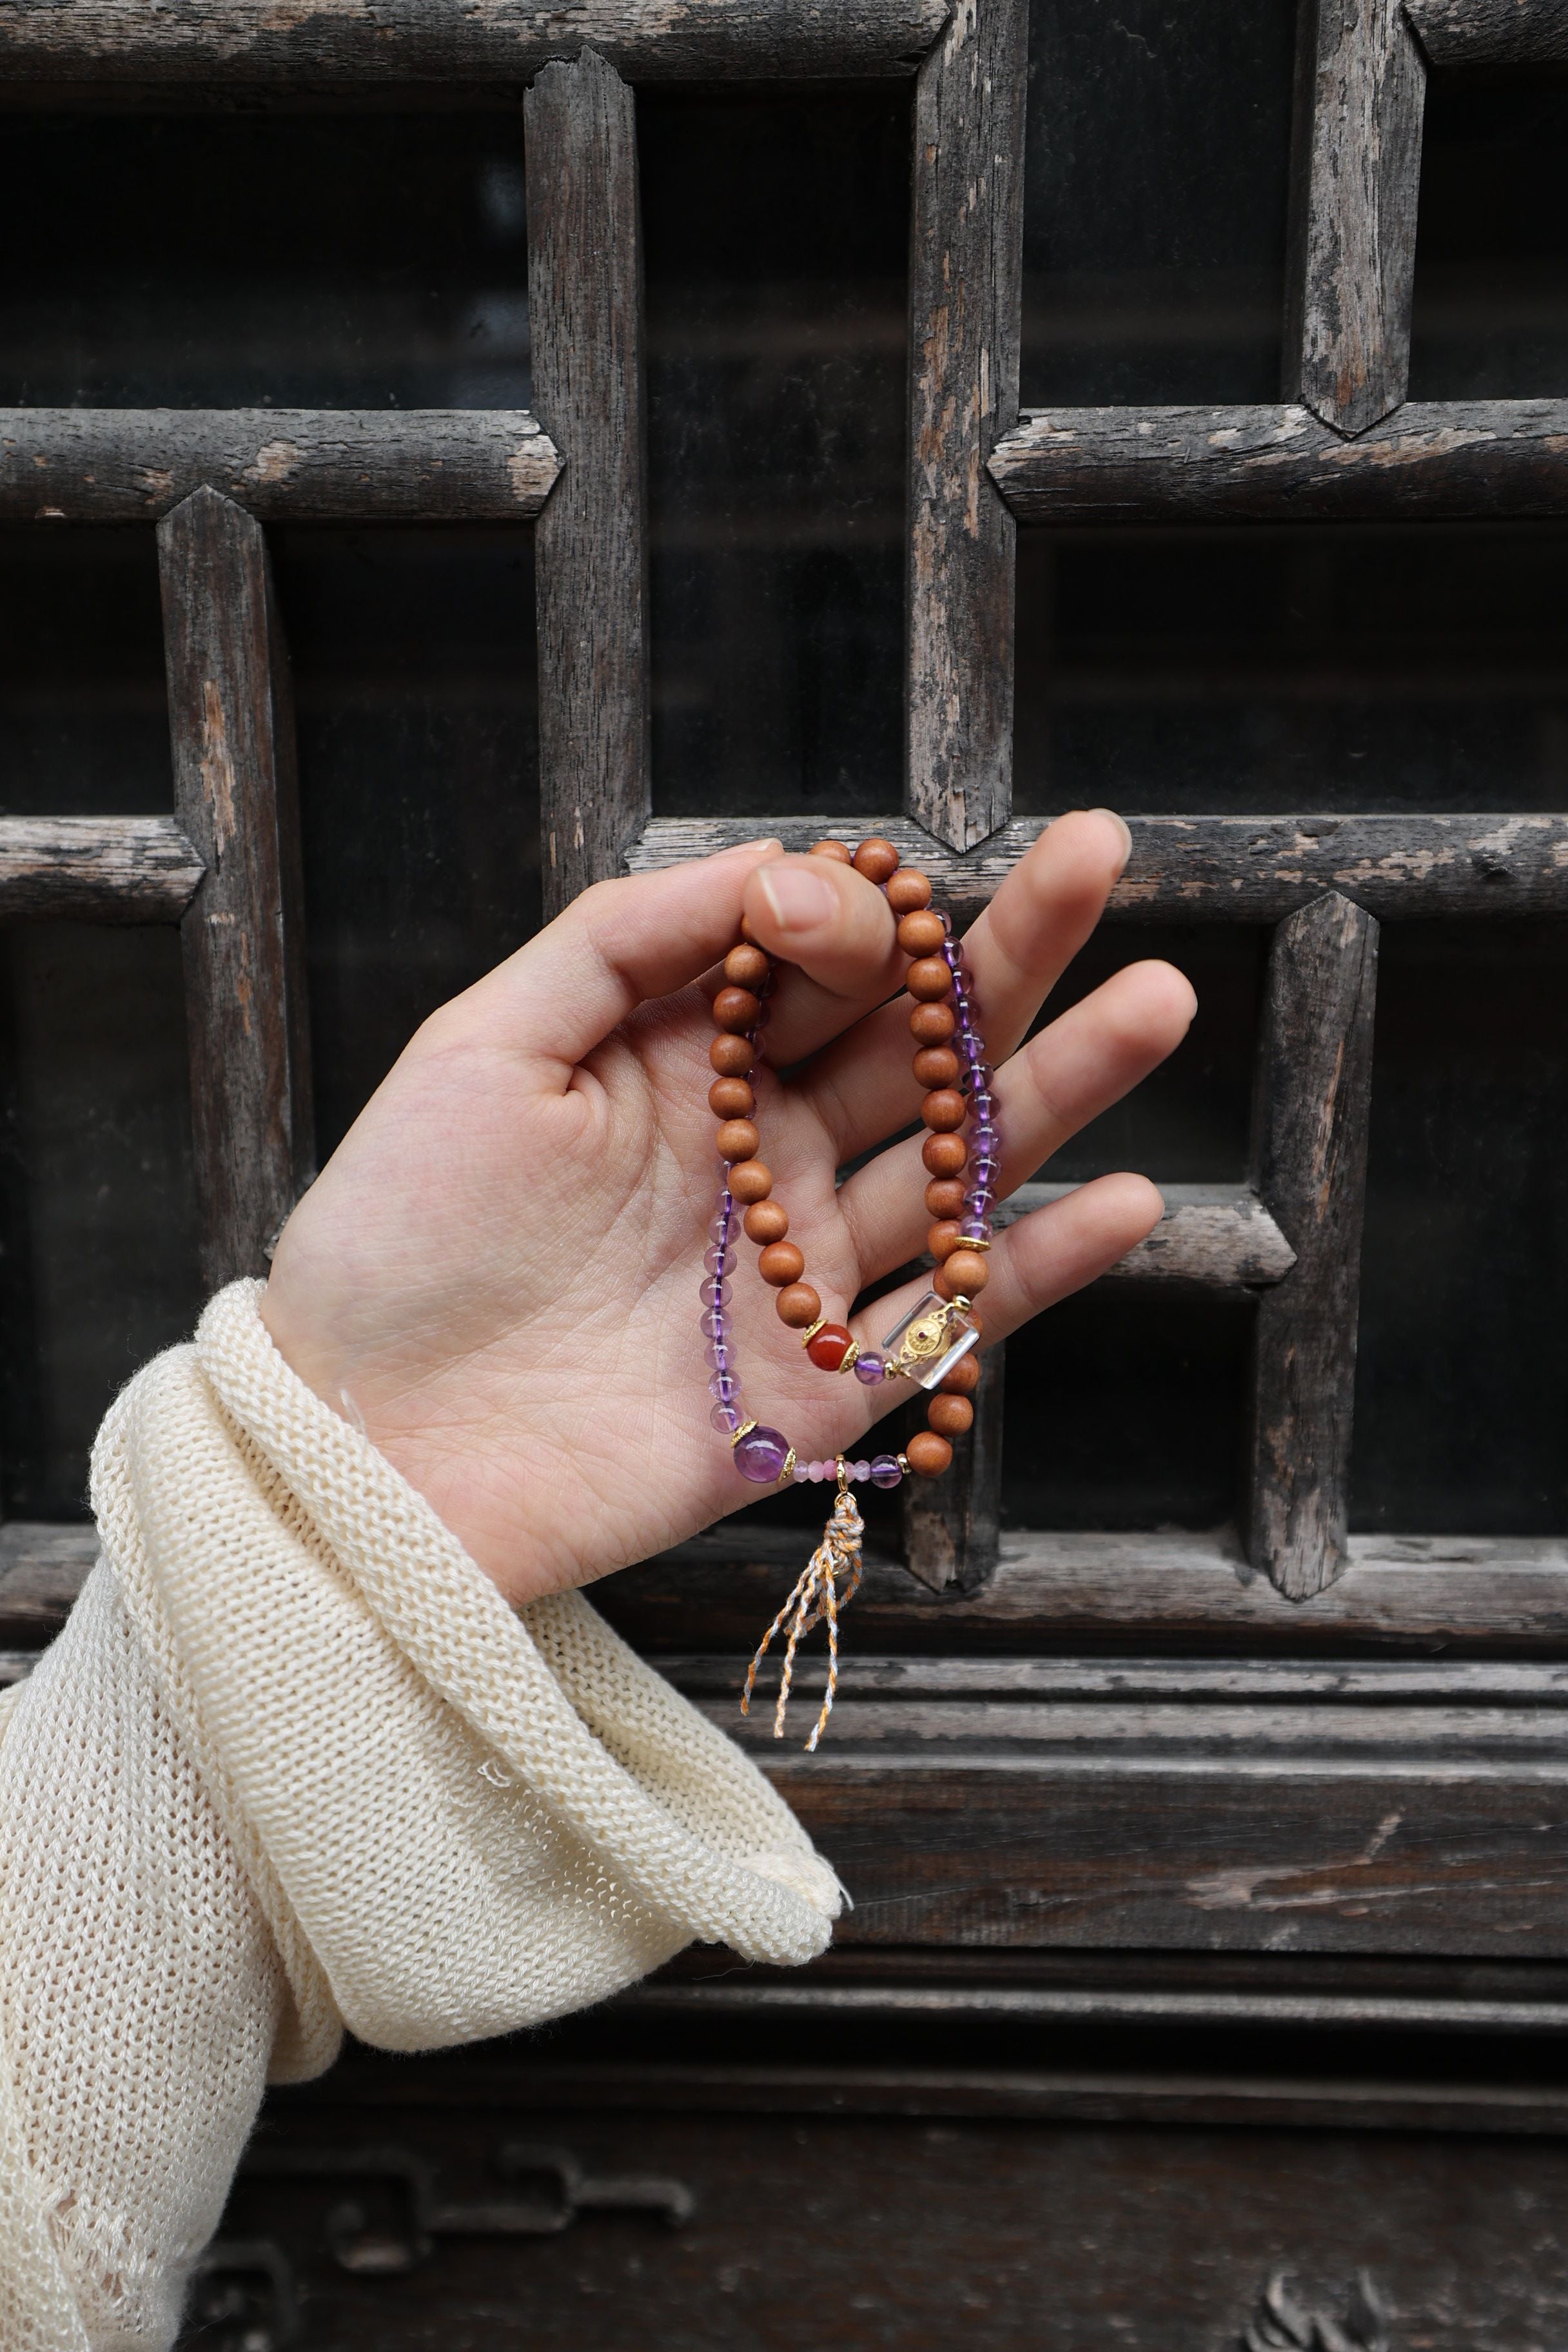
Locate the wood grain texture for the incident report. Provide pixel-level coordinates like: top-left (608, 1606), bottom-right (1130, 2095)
top-left (158, 487), bottom-right (315, 1290)
top-left (526, 50), bottom-right (651, 919)
top-left (0, 815), bottom-right (203, 921)
top-left (905, 0), bottom-right (1029, 852)
top-left (629, 811), bottom-right (1568, 925)
top-left (0, 0), bottom-right (948, 83)
top-left (1406, 0), bottom-right (1568, 65)
top-left (1004, 1183), bottom-right (1296, 1289)
top-left (1243, 894), bottom-right (1378, 1602)
top-left (902, 1338), bottom-right (1004, 1594)
top-left (988, 399), bottom-right (1568, 524)
top-left (1284, 0), bottom-right (1427, 435)
top-left (13, 1522), bottom-right (1568, 1653)
top-left (0, 408), bottom-right (558, 522)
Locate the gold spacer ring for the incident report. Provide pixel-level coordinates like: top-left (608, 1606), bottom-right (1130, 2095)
top-left (799, 1316), bottom-right (828, 1348)
top-left (729, 1418), bottom-right (758, 1449)
top-left (838, 1340), bottom-right (861, 1373)
top-left (776, 1447), bottom-right (798, 1489)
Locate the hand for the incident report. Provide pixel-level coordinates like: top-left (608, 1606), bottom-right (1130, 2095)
top-left (261, 812), bottom-right (1195, 1608)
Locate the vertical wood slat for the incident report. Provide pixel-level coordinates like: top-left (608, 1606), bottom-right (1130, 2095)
top-left (526, 46), bottom-right (651, 918)
top-left (902, 1341), bottom-right (1004, 1594)
top-left (905, 0), bottom-right (1030, 854)
top-left (1283, 0), bottom-right (1428, 436)
top-left (157, 485), bottom-right (314, 1291)
top-left (1242, 890), bottom-right (1380, 1602)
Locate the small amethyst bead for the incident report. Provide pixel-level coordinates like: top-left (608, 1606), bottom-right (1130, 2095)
top-left (710, 1402), bottom-right (745, 1435)
top-left (870, 1454), bottom-right (903, 1489)
top-left (853, 1351), bottom-right (887, 1386)
top-left (699, 1273), bottom-right (730, 1308)
top-left (734, 1424), bottom-right (792, 1484)
top-left (699, 1308), bottom-right (727, 1340)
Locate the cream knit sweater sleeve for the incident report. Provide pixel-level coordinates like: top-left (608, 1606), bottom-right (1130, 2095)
top-left (0, 1281), bottom-right (840, 2351)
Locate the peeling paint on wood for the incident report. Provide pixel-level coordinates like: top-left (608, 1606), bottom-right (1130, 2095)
top-left (628, 812), bottom-right (1568, 925)
top-left (0, 408), bottom-right (560, 521)
top-left (0, 815), bottom-right (203, 921)
top-left (0, 0), bottom-right (950, 83)
top-left (987, 399), bottom-right (1568, 522)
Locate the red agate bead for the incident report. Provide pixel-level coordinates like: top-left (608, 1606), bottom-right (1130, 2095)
top-left (805, 1322), bottom-right (854, 1372)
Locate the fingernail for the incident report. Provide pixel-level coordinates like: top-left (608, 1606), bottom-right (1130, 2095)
top-left (721, 836), bottom-right (783, 859)
top-left (1092, 808), bottom-right (1133, 870)
top-left (758, 863), bottom-right (838, 934)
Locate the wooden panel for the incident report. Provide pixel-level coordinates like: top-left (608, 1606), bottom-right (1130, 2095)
top-left (181, 2086), bottom-right (1568, 2351)
top-left (1406, 0), bottom-right (1568, 66)
top-left (988, 399), bottom-right (1568, 524)
top-left (629, 811), bottom-right (1568, 926)
top-left (1243, 895), bottom-right (1378, 1602)
top-left (526, 49), bottom-right (651, 919)
top-left (0, 0), bottom-right (949, 84)
top-left (15, 1524), bottom-right (1568, 1656)
top-left (1284, 0), bottom-right (1427, 436)
top-left (158, 486), bottom-right (315, 1290)
top-left (905, 0), bottom-right (1028, 853)
top-left (0, 815), bottom-right (202, 922)
top-left (902, 1339), bottom-right (1004, 1594)
top-left (0, 408), bottom-right (558, 523)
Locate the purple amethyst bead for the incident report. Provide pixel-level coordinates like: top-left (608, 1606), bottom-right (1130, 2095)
top-left (709, 1371), bottom-right (741, 1404)
top-left (734, 1424), bottom-right (792, 1484)
top-left (710, 1402), bottom-right (744, 1435)
top-left (703, 1242), bottom-right (734, 1275)
top-left (704, 1340), bottom-right (730, 1370)
top-left (853, 1351), bottom-right (887, 1386)
top-left (853, 1460), bottom-right (872, 1483)
top-left (972, 1155), bottom-right (1001, 1188)
top-left (870, 1454), bottom-right (903, 1489)
top-left (699, 1308), bottom-right (727, 1340)
top-left (958, 1219), bottom-right (994, 1246)
top-left (698, 1274), bottom-right (730, 1308)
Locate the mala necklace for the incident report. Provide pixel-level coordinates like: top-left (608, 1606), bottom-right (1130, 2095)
top-left (700, 834), bottom-right (1001, 1747)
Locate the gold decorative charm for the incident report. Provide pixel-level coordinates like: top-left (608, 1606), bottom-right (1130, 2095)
top-left (741, 1464), bottom-right (865, 1750)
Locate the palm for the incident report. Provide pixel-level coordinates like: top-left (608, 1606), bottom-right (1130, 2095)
top-left (263, 823), bottom-right (1194, 1610)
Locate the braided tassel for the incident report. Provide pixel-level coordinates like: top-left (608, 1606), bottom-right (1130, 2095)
top-left (741, 1471), bottom-right (865, 1749)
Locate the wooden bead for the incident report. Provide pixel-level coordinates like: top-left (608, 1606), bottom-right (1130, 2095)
top-left (852, 836), bottom-right (899, 884)
top-left (925, 1176), bottom-right (967, 1219)
top-left (806, 1322), bottom-right (854, 1371)
top-left (729, 1159), bottom-right (773, 1204)
top-left (943, 1248), bottom-right (990, 1297)
top-left (776, 1282), bottom-right (822, 1328)
top-left (927, 1393), bottom-right (974, 1438)
top-left (909, 1002), bottom-right (957, 1046)
top-left (758, 1240), bottom-right (806, 1287)
top-left (905, 1429), bottom-right (953, 1478)
top-left (927, 1220), bottom-right (961, 1261)
top-left (922, 1132), bottom-right (968, 1177)
top-left (921, 1088), bottom-right (966, 1133)
top-left (710, 1033), bottom-right (754, 1077)
top-left (912, 1046), bottom-right (960, 1090)
top-left (740, 912), bottom-right (765, 946)
top-left (940, 1352), bottom-right (982, 1396)
top-left (709, 1075), bottom-right (755, 1119)
top-left (906, 956), bottom-right (954, 1003)
top-left (712, 985), bottom-right (760, 1034)
top-left (743, 1199), bottom-right (789, 1244)
top-left (886, 868), bottom-right (932, 914)
top-left (724, 943), bottom-right (772, 990)
top-left (896, 908), bottom-right (947, 957)
top-left (716, 1119), bottom-right (760, 1162)
top-left (810, 839), bottom-right (852, 863)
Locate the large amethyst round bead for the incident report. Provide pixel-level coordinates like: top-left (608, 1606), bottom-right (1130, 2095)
top-left (734, 1424), bottom-right (792, 1483)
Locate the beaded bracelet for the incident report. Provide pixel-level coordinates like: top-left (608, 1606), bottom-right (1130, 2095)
top-left (698, 834), bottom-right (1003, 1746)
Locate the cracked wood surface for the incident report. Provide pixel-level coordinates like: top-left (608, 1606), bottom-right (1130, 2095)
top-left (1284, 0), bottom-right (1427, 435)
top-left (904, 0), bottom-right (1028, 852)
top-left (1243, 894), bottom-right (1378, 1603)
top-left (987, 400), bottom-right (1568, 522)
top-left (527, 49), bottom-right (651, 917)
top-left (0, 408), bottom-right (560, 522)
top-left (628, 811), bottom-right (1568, 925)
top-left (159, 487), bottom-right (315, 1288)
top-left (1406, 0), bottom-right (1568, 64)
top-left (0, 814), bottom-right (203, 919)
top-left (0, 0), bottom-right (948, 83)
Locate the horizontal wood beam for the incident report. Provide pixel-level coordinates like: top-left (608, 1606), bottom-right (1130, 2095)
top-left (988, 400), bottom-right (1568, 524)
top-left (12, 1524), bottom-right (1568, 1656)
top-left (0, 0), bottom-right (946, 83)
top-left (0, 409), bottom-right (559, 524)
top-left (1004, 1184), bottom-right (1295, 1289)
top-left (1406, 0), bottom-right (1568, 65)
top-left (0, 815), bottom-right (204, 921)
top-left (629, 812), bottom-right (1568, 925)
